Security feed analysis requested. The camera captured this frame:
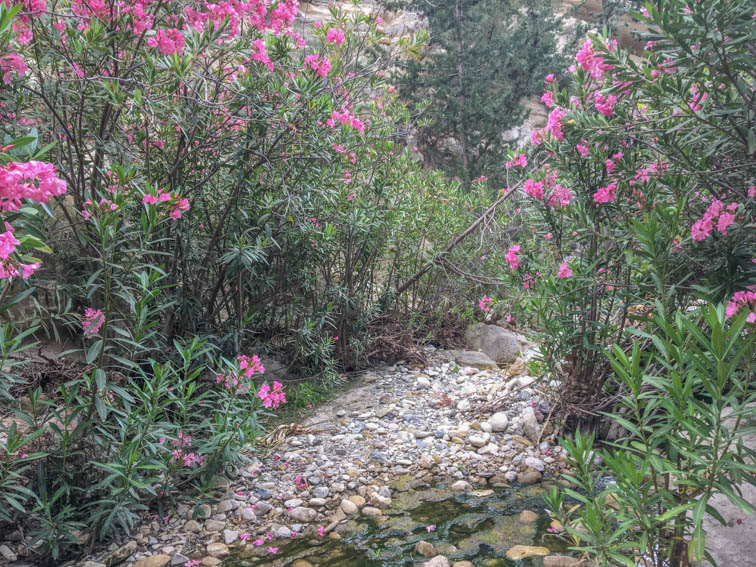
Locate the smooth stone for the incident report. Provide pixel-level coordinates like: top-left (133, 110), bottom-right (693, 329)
top-left (525, 456), bottom-right (545, 472)
top-left (348, 495), bottom-right (366, 508)
top-left (489, 412), bottom-right (509, 432)
top-left (361, 506), bottom-right (382, 517)
top-left (284, 498), bottom-right (303, 508)
top-left (0, 545), bottom-right (17, 562)
top-left (469, 435), bottom-right (486, 448)
top-left (133, 556), bottom-right (171, 567)
top-left (506, 545), bottom-right (550, 560)
top-left (216, 499), bottom-right (237, 513)
top-left (184, 520), bottom-right (202, 534)
top-left (201, 558), bottom-right (222, 566)
top-left (170, 553), bottom-right (190, 566)
top-left (543, 557), bottom-right (581, 567)
top-left (423, 557), bottom-right (450, 567)
top-left (452, 562), bottom-right (475, 567)
top-left (205, 542), bottom-right (229, 558)
top-left (312, 487), bottom-right (329, 498)
top-left (288, 507), bottom-right (317, 522)
top-left (414, 540), bottom-right (436, 558)
top-left (518, 470), bottom-right (542, 484)
top-left (340, 499), bottom-right (358, 515)
top-left (451, 480), bottom-right (471, 492)
top-left (204, 519), bottom-right (225, 532)
top-left (454, 351), bottom-right (499, 371)
top-left (519, 509), bottom-right (538, 523)
top-left (223, 529), bottom-right (238, 544)
top-left (293, 561), bottom-right (315, 567)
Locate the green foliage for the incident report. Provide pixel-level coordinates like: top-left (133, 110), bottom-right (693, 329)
top-left (381, 0), bottom-right (570, 188)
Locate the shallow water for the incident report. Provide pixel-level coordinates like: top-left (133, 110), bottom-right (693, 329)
top-left (224, 483), bottom-right (573, 566)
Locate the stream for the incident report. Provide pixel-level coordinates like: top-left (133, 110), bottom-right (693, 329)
top-left (222, 483), bottom-right (572, 566)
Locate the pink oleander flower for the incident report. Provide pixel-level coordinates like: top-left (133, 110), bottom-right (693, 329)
top-left (541, 91), bottom-right (555, 108)
top-left (576, 143), bottom-right (589, 157)
top-left (257, 380), bottom-right (286, 409)
top-left (252, 538), bottom-right (265, 546)
top-left (558, 261), bottom-right (573, 278)
top-left (0, 161), bottom-right (67, 212)
top-left (593, 181), bottom-right (617, 204)
top-left (0, 229), bottom-right (19, 260)
top-left (0, 52), bottom-right (28, 84)
top-left (239, 533), bottom-right (250, 540)
top-left (544, 73), bottom-right (556, 84)
top-left (318, 525), bottom-right (325, 537)
top-left (478, 295), bottom-right (493, 312)
top-left (506, 154), bottom-right (527, 169)
top-left (82, 308), bottom-right (105, 337)
top-left (326, 27), bottom-right (345, 45)
top-left (426, 525), bottom-right (435, 532)
top-left (267, 547), bottom-right (279, 554)
top-left (148, 27), bottom-right (185, 56)
top-left (505, 245), bottom-right (521, 270)
top-left (725, 286), bottom-right (756, 322)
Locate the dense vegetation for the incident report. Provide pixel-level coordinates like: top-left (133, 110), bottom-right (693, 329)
top-left (0, 0), bottom-right (753, 565)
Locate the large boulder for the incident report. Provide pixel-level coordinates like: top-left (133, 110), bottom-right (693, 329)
top-left (464, 324), bottom-right (521, 364)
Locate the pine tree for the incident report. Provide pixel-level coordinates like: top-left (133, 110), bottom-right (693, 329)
top-left (383, 0), bottom-right (568, 188)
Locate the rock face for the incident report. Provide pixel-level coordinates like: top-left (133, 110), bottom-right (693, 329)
top-left (464, 324), bottom-right (521, 364)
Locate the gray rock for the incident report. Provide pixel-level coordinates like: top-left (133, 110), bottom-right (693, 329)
top-left (521, 406), bottom-right (540, 443)
top-left (525, 456), bottom-right (545, 472)
top-left (253, 501), bottom-right (272, 515)
top-left (284, 498), bottom-right (303, 509)
top-left (361, 506), bottom-right (382, 517)
top-left (287, 506), bottom-right (317, 522)
top-left (217, 499), bottom-right (238, 513)
top-left (464, 323), bottom-right (520, 364)
top-left (183, 520), bottom-right (201, 533)
top-left (0, 545), bottom-right (17, 562)
top-left (340, 499), bottom-right (358, 515)
top-left (489, 412), bottom-right (509, 432)
top-left (223, 529), bottom-right (239, 544)
top-left (170, 553), bottom-right (190, 566)
top-left (469, 435), bottom-right (486, 448)
top-left (312, 486), bottom-right (329, 498)
top-left (450, 480), bottom-right (471, 492)
top-left (204, 519), bottom-right (225, 532)
top-left (454, 351), bottom-right (499, 371)
top-left (423, 557), bottom-right (450, 567)
top-left (240, 508), bottom-right (256, 521)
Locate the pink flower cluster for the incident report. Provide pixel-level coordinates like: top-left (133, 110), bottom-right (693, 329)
top-left (142, 189), bottom-right (190, 219)
top-left (326, 27), bottom-right (345, 45)
top-left (594, 92), bottom-right (618, 117)
top-left (478, 295), bottom-right (493, 312)
top-left (327, 107), bottom-right (365, 133)
top-left (0, 225), bottom-right (38, 280)
top-left (1, 52), bottom-right (27, 84)
top-left (690, 199), bottom-right (739, 241)
top-left (216, 354), bottom-right (265, 393)
top-left (251, 39), bottom-right (274, 71)
top-left (82, 307), bottom-right (105, 337)
top-left (506, 245), bottom-right (520, 270)
top-left (593, 180), bottom-right (618, 204)
top-left (575, 39), bottom-right (613, 81)
top-left (506, 154), bottom-right (527, 169)
top-left (148, 28), bottom-right (185, 56)
top-left (81, 198), bottom-right (119, 220)
top-left (304, 54), bottom-right (330, 77)
top-left (725, 286), bottom-right (756, 323)
top-left (0, 160), bottom-right (67, 212)
top-left (558, 261), bottom-right (573, 278)
top-left (257, 380), bottom-right (286, 409)
top-left (523, 174), bottom-right (573, 209)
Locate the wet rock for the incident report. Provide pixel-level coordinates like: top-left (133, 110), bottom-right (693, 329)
top-left (464, 324), bottom-right (520, 364)
top-left (415, 540), bottom-right (437, 558)
top-left (506, 545), bottom-right (550, 560)
top-left (543, 555), bottom-right (582, 567)
top-left (451, 480), bottom-right (471, 492)
top-left (517, 470), bottom-right (542, 484)
top-left (519, 509), bottom-right (538, 523)
top-left (133, 556), bottom-right (171, 567)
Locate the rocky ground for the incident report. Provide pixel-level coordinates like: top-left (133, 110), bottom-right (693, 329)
top-left (3, 329), bottom-right (576, 567)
